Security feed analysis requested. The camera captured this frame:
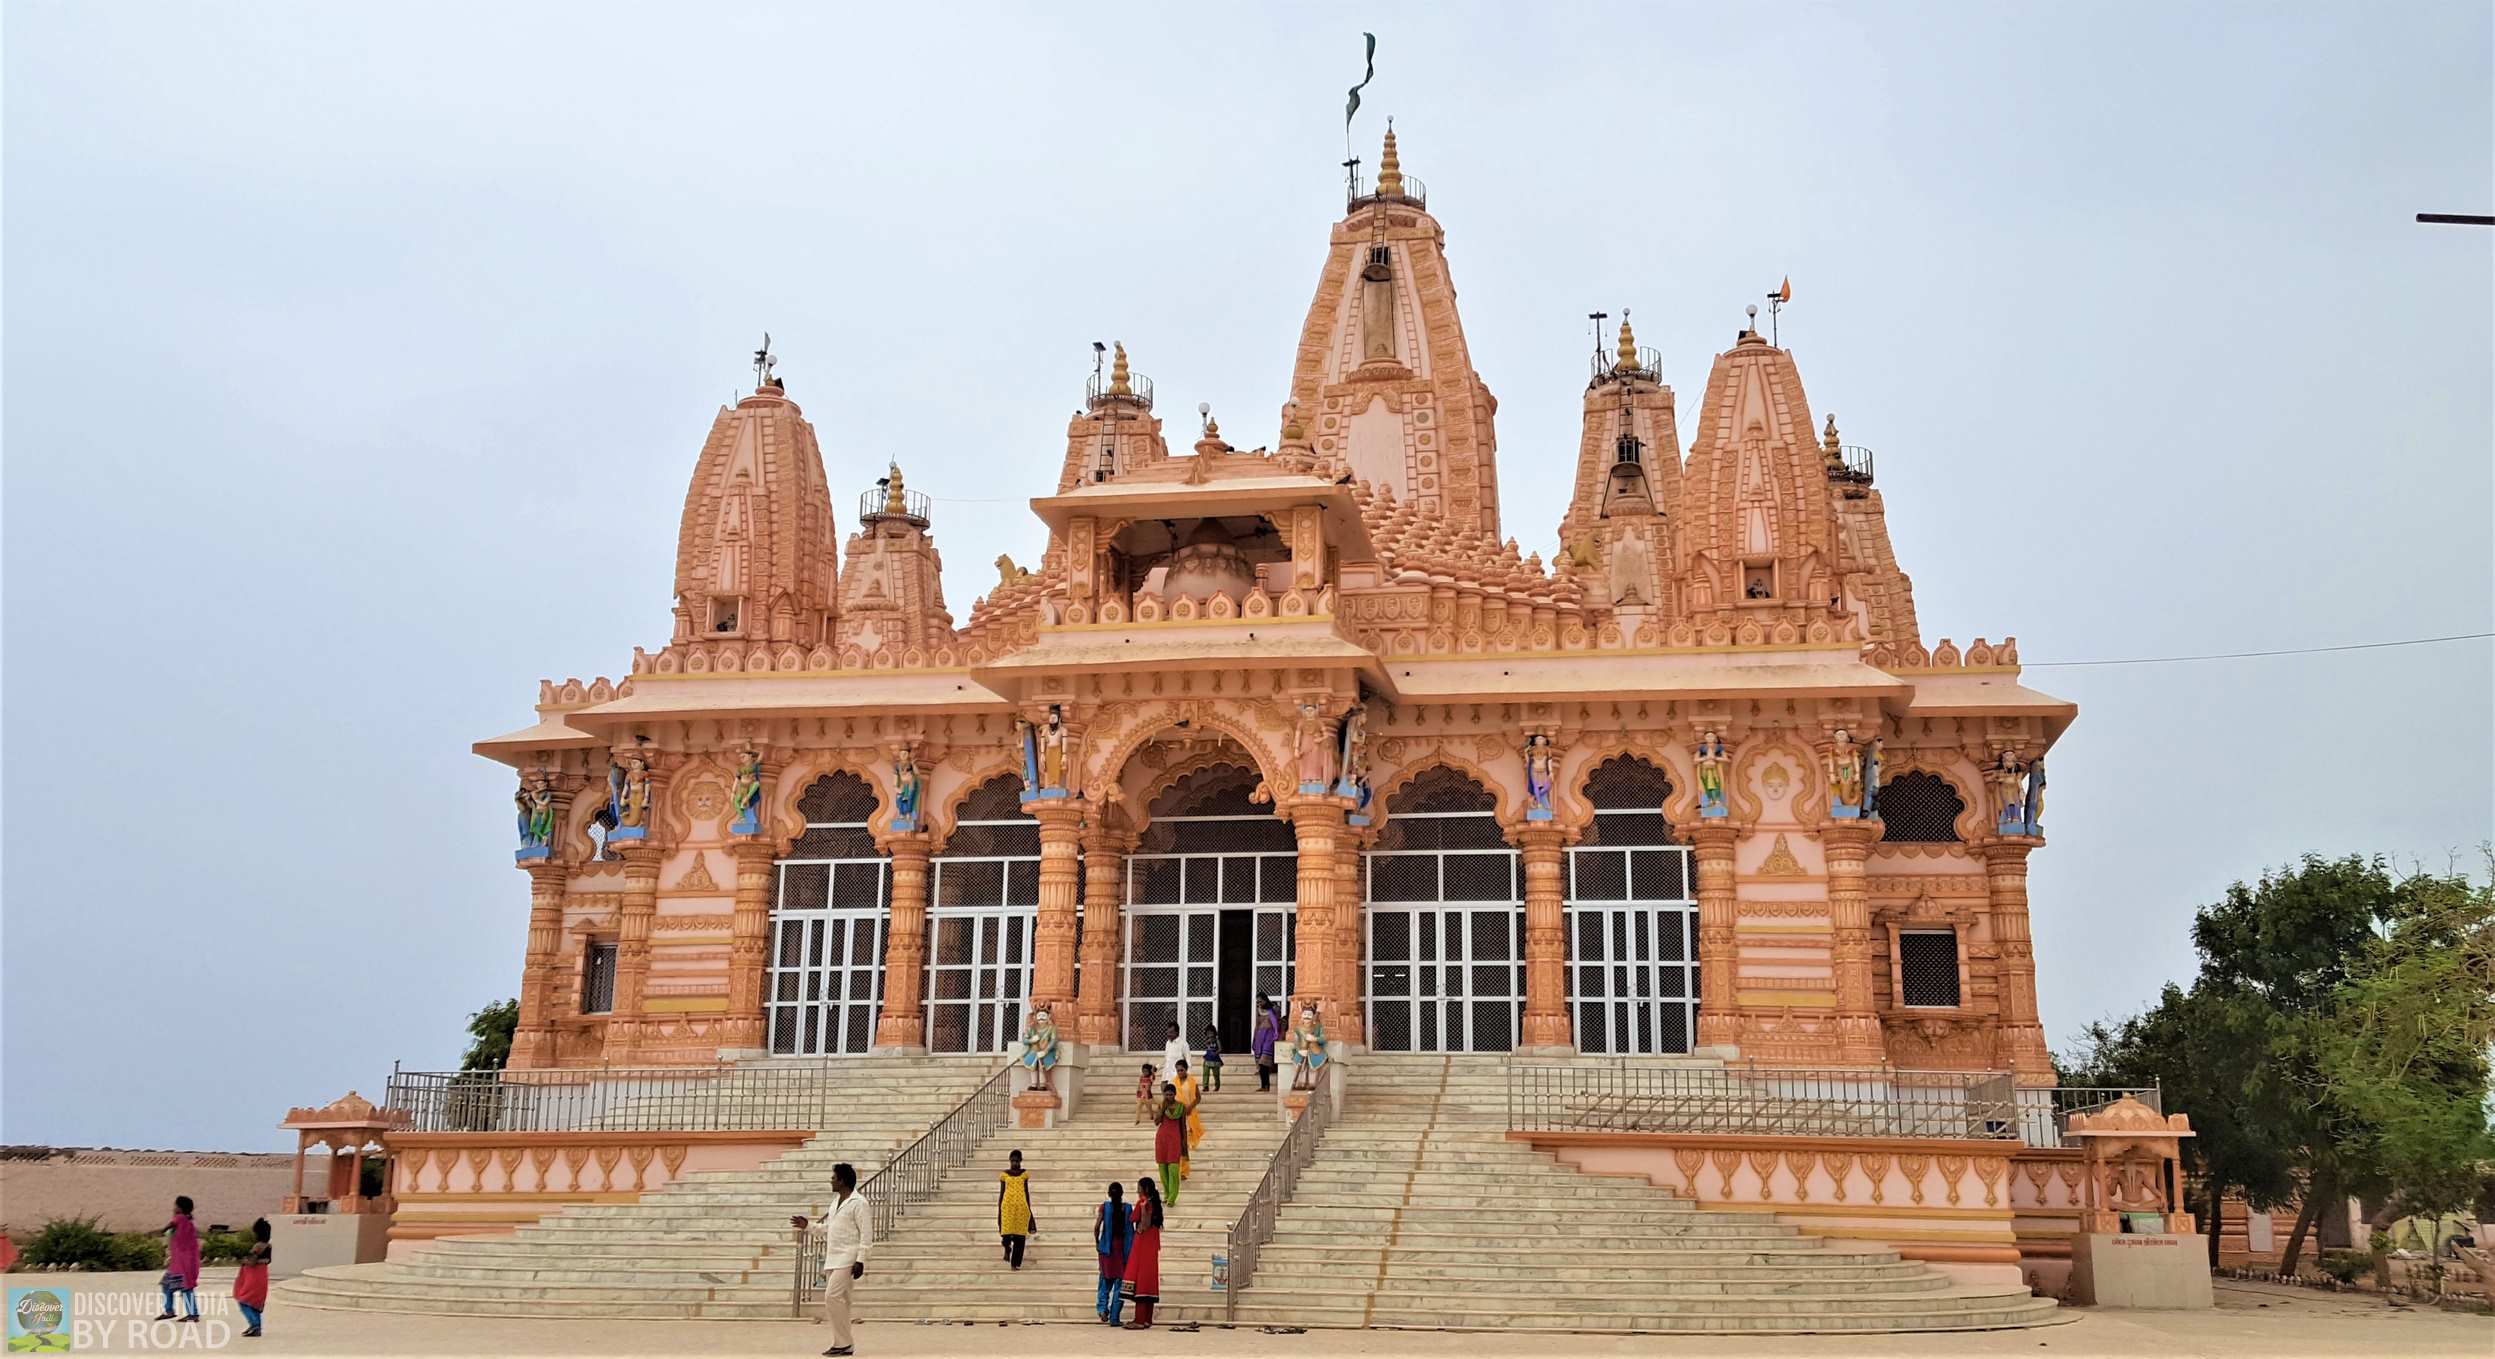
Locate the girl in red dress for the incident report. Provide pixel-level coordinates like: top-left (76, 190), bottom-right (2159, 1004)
top-left (233, 1217), bottom-right (272, 1338)
top-left (1120, 1175), bottom-right (1165, 1330)
top-left (1151, 1083), bottom-right (1187, 1207)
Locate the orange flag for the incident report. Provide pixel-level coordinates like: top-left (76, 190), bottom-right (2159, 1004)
top-left (1777, 276), bottom-right (1793, 303)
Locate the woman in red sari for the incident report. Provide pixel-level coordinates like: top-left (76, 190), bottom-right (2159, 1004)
top-left (1120, 1175), bottom-right (1165, 1330)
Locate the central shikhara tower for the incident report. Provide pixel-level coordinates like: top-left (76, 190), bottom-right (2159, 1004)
top-left (480, 130), bottom-right (2073, 1080)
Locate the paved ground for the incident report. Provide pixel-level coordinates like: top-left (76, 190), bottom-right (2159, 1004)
top-left (5, 1272), bottom-right (2485, 1357)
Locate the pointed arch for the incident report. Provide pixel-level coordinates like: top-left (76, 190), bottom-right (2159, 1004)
top-left (1080, 699), bottom-right (1294, 806)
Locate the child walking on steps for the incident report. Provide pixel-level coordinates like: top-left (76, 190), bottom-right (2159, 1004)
top-left (1132, 1062), bottom-right (1157, 1124)
top-left (1202, 1023), bottom-right (1224, 1092)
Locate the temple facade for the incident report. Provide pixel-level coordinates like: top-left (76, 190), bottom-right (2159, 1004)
top-left (479, 131), bottom-right (2073, 1078)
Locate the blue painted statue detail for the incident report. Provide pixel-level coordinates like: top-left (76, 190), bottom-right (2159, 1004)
top-left (1694, 731), bottom-right (1729, 818)
top-left (515, 773), bottom-right (556, 862)
top-left (727, 749), bottom-right (763, 836)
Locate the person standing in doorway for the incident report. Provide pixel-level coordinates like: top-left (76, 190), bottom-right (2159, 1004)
top-left (792, 1161), bottom-right (869, 1358)
top-left (1092, 1181), bottom-right (1132, 1325)
top-left (155, 1196), bottom-right (201, 1323)
top-left (233, 1217), bottom-right (272, 1338)
top-left (1121, 1176), bottom-right (1165, 1330)
top-left (997, 1149), bottom-right (1036, 1270)
top-left (1252, 994), bottom-right (1281, 1092)
top-left (1152, 1081), bottom-right (1186, 1206)
top-left (1201, 1023), bottom-right (1224, 1093)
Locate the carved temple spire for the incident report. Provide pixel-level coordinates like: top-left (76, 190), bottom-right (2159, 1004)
top-left (1109, 341), bottom-right (1132, 397)
top-left (1616, 310), bottom-right (1639, 373)
top-left (1376, 124), bottom-right (1404, 198)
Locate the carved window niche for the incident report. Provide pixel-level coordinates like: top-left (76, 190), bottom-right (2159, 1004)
top-left (1897, 930), bottom-right (1963, 1008)
top-left (581, 939), bottom-right (619, 1014)
top-left (1741, 563), bottom-right (1776, 601)
top-left (1878, 894), bottom-right (1977, 1018)
top-left (1877, 772), bottom-right (1965, 844)
top-left (708, 595), bottom-right (744, 636)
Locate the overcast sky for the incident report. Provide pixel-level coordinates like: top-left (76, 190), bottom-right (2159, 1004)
top-left (5, 4), bottom-right (2489, 1152)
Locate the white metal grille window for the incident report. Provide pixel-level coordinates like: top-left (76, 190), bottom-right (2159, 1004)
top-left (1878, 772), bottom-right (1965, 843)
top-left (766, 773), bottom-right (888, 1055)
top-left (1566, 756), bottom-right (1698, 1053)
top-left (1898, 930), bottom-right (1963, 1008)
top-left (1366, 768), bottom-right (1522, 1052)
top-left (581, 940), bottom-right (618, 1015)
top-left (926, 776), bottom-right (1039, 1054)
top-left (1123, 764), bottom-right (1295, 1050)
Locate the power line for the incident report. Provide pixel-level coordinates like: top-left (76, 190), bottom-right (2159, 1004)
top-left (2022, 631), bottom-right (2492, 669)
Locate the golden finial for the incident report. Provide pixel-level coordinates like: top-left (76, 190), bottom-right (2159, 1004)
top-left (1109, 341), bottom-right (1132, 397)
top-left (1822, 413), bottom-right (1842, 459)
top-left (1376, 123), bottom-right (1405, 198)
top-left (1615, 309), bottom-right (1638, 373)
top-left (884, 461), bottom-right (907, 514)
top-left (1204, 412), bottom-right (1221, 439)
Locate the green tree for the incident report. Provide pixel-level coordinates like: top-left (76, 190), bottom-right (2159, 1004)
top-left (460, 998), bottom-right (518, 1071)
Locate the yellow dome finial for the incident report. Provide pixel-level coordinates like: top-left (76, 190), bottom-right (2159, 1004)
top-left (1376, 122), bottom-right (1404, 198)
top-left (1108, 341), bottom-right (1132, 396)
top-left (884, 460), bottom-right (907, 514)
top-left (1615, 308), bottom-right (1638, 373)
top-left (1822, 414), bottom-right (1843, 463)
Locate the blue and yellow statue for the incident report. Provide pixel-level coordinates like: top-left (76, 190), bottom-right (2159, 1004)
top-left (727, 750), bottom-right (763, 836)
top-left (1289, 1003), bottom-right (1329, 1091)
top-left (1018, 1006), bottom-right (1059, 1091)
top-left (515, 775), bottom-right (556, 859)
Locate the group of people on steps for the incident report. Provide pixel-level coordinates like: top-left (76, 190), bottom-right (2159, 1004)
top-left (801, 996), bottom-right (1289, 1351)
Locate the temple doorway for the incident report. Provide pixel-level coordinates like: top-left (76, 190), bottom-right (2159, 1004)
top-left (1566, 756), bottom-right (1698, 1054)
top-left (925, 775), bottom-right (1038, 1054)
top-left (1365, 768), bottom-right (1523, 1052)
top-left (1121, 763), bottom-right (1295, 1050)
top-left (766, 773), bottom-right (889, 1056)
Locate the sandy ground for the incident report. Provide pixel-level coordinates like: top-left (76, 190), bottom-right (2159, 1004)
top-left (4, 1271), bottom-right (2485, 1358)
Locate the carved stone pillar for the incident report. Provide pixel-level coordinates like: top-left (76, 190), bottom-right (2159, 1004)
top-left (1028, 802), bottom-right (1087, 1020)
top-left (511, 860), bottom-right (571, 1069)
top-left (1982, 837), bottom-right (2053, 1079)
top-left (1823, 822), bottom-right (1888, 1064)
top-left (610, 843), bottom-right (664, 1062)
top-left (724, 841), bottom-right (776, 1052)
top-left (874, 833), bottom-right (932, 1051)
top-left (1688, 823), bottom-right (1741, 1052)
top-left (1077, 825), bottom-right (1131, 1047)
top-left (1330, 825), bottom-right (1371, 1047)
top-left (1289, 799), bottom-right (1346, 1020)
top-left (1518, 824), bottom-right (1572, 1051)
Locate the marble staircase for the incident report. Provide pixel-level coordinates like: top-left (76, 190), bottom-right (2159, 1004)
top-left (1224, 1053), bottom-right (2064, 1334)
top-left (858, 1057), bottom-right (1287, 1323)
top-left (272, 1054), bottom-right (1003, 1319)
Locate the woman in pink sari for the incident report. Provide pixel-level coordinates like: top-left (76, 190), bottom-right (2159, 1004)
top-left (156, 1195), bottom-right (201, 1323)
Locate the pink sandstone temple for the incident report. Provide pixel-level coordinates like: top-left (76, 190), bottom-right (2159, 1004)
top-left (476, 128), bottom-right (2072, 1079)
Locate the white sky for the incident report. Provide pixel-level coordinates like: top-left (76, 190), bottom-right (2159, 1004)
top-left (5, 4), bottom-right (2489, 1151)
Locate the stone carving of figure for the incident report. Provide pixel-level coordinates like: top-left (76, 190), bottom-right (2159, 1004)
top-left (1825, 728), bottom-right (1865, 813)
top-left (2022, 758), bottom-right (2046, 835)
top-left (1988, 752), bottom-right (2029, 833)
top-left (1037, 706), bottom-right (1069, 792)
top-left (608, 756), bottom-right (652, 836)
top-left (515, 775), bottom-right (556, 852)
top-left (1335, 703), bottom-right (1372, 814)
top-left (1695, 730), bottom-right (1729, 817)
top-left (1295, 701), bottom-right (1333, 791)
top-left (1523, 733), bottom-right (1558, 819)
top-left (727, 750), bottom-right (764, 835)
top-left (1610, 525), bottom-right (1654, 607)
top-left (1018, 1006), bottom-right (1059, 1090)
top-left (892, 750), bottom-right (922, 830)
top-left (1289, 1003), bottom-right (1329, 1091)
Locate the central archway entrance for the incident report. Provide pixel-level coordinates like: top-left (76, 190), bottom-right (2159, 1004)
top-left (1120, 763), bottom-right (1295, 1051)
top-left (1365, 767), bottom-right (1523, 1052)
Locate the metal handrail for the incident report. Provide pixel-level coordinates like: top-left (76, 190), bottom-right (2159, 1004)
top-left (1508, 1063), bottom-right (2021, 1141)
top-left (385, 1063), bottom-right (845, 1134)
top-left (1222, 1078), bottom-right (1338, 1322)
top-left (793, 1060), bottom-right (1015, 1313)
top-left (859, 486), bottom-right (930, 523)
top-left (1348, 176), bottom-right (1428, 211)
top-left (2016, 1084), bottom-right (2161, 1148)
top-left (1590, 347), bottom-right (1665, 386)
top-left (1086, 369), bottom-right (1155, 411)
top-left (1831, 444), bottom-right (1876, 484)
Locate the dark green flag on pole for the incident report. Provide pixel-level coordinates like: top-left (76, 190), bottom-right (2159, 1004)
top-left (1346, 32), bottom-right (1376, 128)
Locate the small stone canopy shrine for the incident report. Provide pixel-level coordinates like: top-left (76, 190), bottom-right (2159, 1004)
top-left (279, 1091), bottom-right (403, 1215)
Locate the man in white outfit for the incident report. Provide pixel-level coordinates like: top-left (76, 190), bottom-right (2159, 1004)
top-left (793, 1162), bottom-right (869, 1357)
top-left (1161, 1021), bottom-right (1189, 1091)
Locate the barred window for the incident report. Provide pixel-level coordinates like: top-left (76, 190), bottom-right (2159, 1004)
top-left (1136, 762), bottom-right (1291, 854)
top-left (789, 772), bottom-right (879, 858)
top-left (1878, 772), bottom-right (1965, 843)
top-left (581, 940), bottom-right (618, 1014)
top-left (1375, 767), bottom-right (1502, 851)
top-left (1579, 755), bottom-right (1676, 847)
top-left (944, 775), bottom-right (1038, 856)
top-left (1898, 930), bottom-right (1961, 1008)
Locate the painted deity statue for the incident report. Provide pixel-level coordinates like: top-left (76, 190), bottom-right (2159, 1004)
top-left (1335, 704), bottom-right (1372, 816)
top-left (1289, 1004), bottom-right (1329, 1091)
top-left (1825, 728), bottom-right (1865, 812)
top-left (1988, 752), bottom-right (2029, 833)
top-left (892, 751), bottom-right (922, 830)
top-left (2022, 758), bottom-right (2046, 835)
top-left (1294, 701), bottom-right (1333, 791)
top-left (727, 749), bottom-right (764, 835)
top-left (608, 756), bottom-right (653, 836)
top-left (1694, 730), bottom-right (1729, 817)
top-left (1018, 1006), bottom-right (1059, 1090)
top-left (1015, 717), bottom-right (1040, 797)
top-left (1037, 706), bottom-right (1069, 792)
top-left (1523, 733), bottom-right (1558, 819)
top-left (514, 775), bottom-right (557, 851)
